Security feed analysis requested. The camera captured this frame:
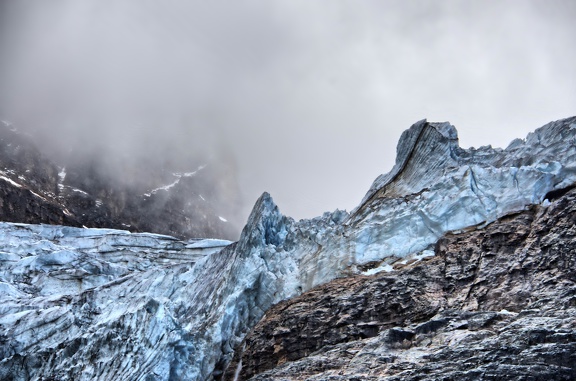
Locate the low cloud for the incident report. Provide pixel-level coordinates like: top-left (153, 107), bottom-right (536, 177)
top-left (1, 0), bottom-right (574, 220)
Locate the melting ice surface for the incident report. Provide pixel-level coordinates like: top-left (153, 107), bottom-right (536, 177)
top-left (1, 117), bottom-right (576, 380)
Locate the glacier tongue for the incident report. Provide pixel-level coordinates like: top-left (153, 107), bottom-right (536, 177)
top-left (1, 117), bottom-right (576, 380)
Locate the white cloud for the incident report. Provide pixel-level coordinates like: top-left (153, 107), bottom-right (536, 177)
top-left (0, 0), bottom-right (574, 220)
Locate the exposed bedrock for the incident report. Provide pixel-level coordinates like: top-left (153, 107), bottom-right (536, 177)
top-left (231, 187), bottom-right (576, 380)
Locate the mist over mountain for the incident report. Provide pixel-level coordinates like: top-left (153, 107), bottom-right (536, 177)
top-left (1, 0), bottom-right (575, 220)
top-left (0, 120), bottom-right (242, 240)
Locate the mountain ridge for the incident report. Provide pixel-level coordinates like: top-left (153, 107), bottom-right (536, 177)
top-left (230, 187), bottom-right (576, 379)
top-left (0, 116), bottom-right (575, 380)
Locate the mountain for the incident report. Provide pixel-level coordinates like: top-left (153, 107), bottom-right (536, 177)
top-left (0, 116), bottom-right (575, 380)
top-left (232, 189), bottom-right (576, 380)
top-left (0, 120), bottom-right (241, 240)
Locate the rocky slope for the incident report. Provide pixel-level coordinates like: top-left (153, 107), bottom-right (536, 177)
top-left (0, 120), bottom-right (241, 240)
top-left (0, 116), bottom-right (575, 380)
top-left (232, 187), bottom-right (576, 380)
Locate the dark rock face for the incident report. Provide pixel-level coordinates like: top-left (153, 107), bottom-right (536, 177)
top-left (0, 122), bottom-right (76, 226)
top-left (0, 121), bottom-right (241, 239)
top-left (231, 188), bottom-right (576, 380)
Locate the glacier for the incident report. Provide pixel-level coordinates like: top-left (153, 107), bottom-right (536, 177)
top-left (0, 116), bottom-right (575, 380)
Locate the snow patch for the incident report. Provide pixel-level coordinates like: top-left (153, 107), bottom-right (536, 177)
top-left (58, 167), bottom-right (66, 182)
top-left (0, 175), bottom-right (22, 188)
top-left (219, 216), bottom-right (228, 222)
top-left (71, 188), bottom-right (89, 196)
top-left (362, 263), bottom-right (394, 275)
top-left (397, 249), bottom-right (435, 265)
top-left (174, 165), bottom-right (205, 177)
top-left (144, 164), bottom-right (206, 197)
top-left (29, 190), bottom-right (48, 201)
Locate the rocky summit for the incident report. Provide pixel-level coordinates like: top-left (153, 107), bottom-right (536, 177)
top-left (0, 117), bottom-right (575, 380)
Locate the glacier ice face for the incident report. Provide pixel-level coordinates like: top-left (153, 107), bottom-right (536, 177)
top-left (0, 224), bottom-right (231, 380)
top-left (1, 117), bottom-right (575, 380)
top-left (0, 223), bottom-right (229, 296)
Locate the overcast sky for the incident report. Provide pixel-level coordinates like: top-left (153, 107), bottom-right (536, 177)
top-left (0, 0), bottom-right (575, 221)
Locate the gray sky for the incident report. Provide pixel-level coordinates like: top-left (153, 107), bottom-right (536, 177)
top-left (1, 0), bottom-right (575, 221)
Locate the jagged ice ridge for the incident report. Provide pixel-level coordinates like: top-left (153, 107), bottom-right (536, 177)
top-left (0, 117), bottom-right (575, 380)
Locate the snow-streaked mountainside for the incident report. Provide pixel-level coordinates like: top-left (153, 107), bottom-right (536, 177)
top-left (1, 117), bottom-right (576, 380)
top-left (0, 121), bottom-right (241, 240)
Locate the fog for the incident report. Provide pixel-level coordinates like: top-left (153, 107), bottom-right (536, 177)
top-left (1, 0), bottom-right (575, 221)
